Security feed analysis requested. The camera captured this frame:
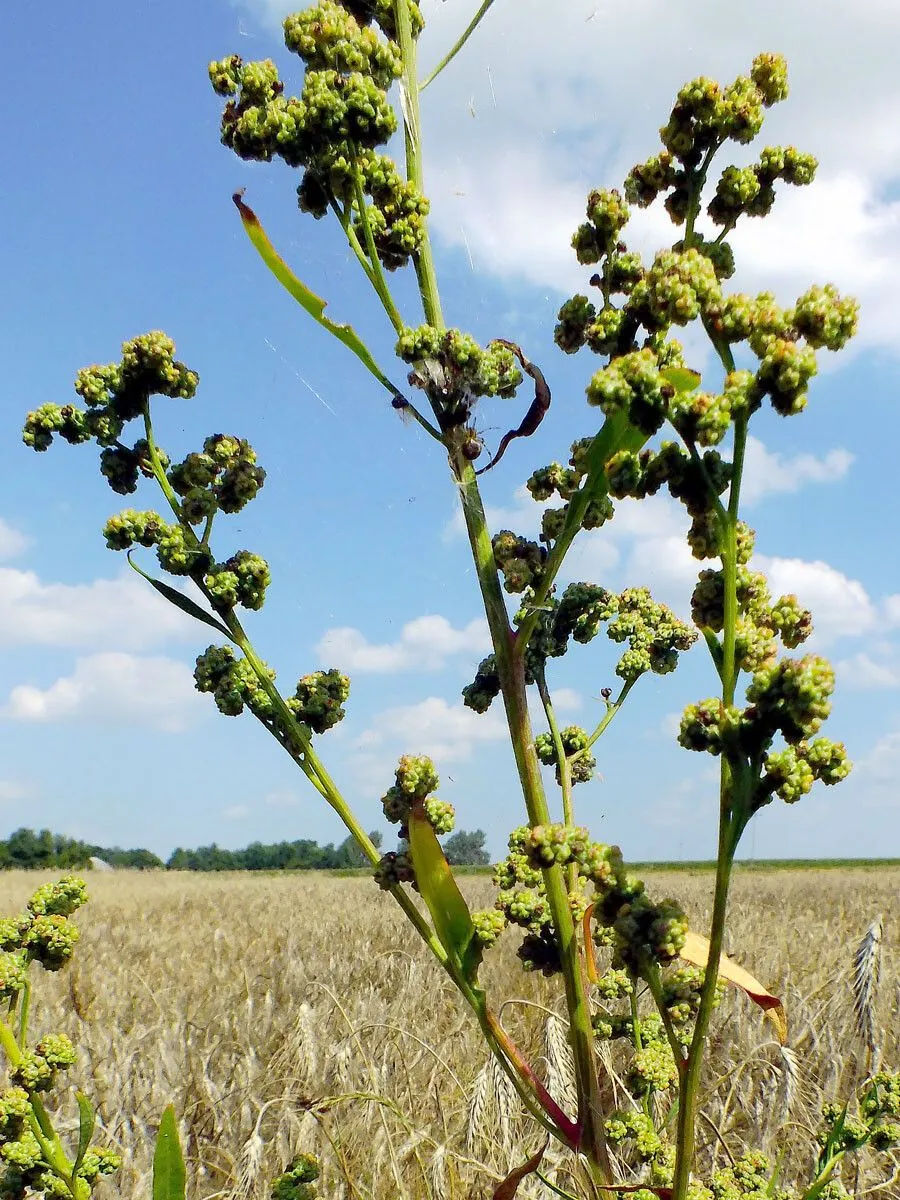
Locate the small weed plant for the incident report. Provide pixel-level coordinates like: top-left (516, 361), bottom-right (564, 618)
top-left (11, 4), bottom-right (900, 1198)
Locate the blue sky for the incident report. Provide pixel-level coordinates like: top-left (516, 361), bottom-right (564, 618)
top-left (3, 0), bottom-right (900, 862)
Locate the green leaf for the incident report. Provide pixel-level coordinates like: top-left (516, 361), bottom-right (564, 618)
top-left (701, 627), bottom-right (724, 675)
top-left (127, 554), bottom-right (234, 640)
top-left (233, 191), bottom-right (402, 399)
top-left (661, 366), bottom-right (702, 394)
top-left (152, 1106), bottom-right (186, 1200)
top-left (407, 802), bottom-right (481, 982)
top-left (420, 0), bottom-right (498, 90)
top-left (73, 1093), bottom-right (95, 1175)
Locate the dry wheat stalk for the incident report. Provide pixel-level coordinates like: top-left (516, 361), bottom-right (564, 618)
top-left (852, 916), bottom-right (883, 1070)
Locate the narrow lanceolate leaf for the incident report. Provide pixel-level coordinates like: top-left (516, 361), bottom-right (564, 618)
top-left (420, 0), bottom-right (498, 90)
top-left (233, 191), bottom-right (401, 398)
top-left (73, 1093), bottom-right (95, 1175)
top-left (407, 801), bottom-right (481, 982)
top-left (493, 1141), bottom-right (548, 1200)
top-left (152, 1106), bottom-right (186, 1200)
top-left (681, 930), bottom-right (787, 1043)
top-left (660, 365), bottom-right (702, 394)
top-left (127, 554), bottom-right (234, 640)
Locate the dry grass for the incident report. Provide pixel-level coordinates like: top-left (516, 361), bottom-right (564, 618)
top-left (3, 867), bottom-right (898, 1199)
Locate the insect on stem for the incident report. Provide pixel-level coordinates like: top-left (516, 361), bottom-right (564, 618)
top-left (476, 341), bottom-right (551, 475)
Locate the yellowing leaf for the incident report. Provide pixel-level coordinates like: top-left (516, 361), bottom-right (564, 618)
top-left (681, 930), bottom-right (787, 1043)
top-left (407, 801), bottom-right (481, 982)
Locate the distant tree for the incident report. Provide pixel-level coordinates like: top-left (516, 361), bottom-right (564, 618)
top-left (443, 829), bottom-right (490, 867)
top-left (335, 830), bottom-right (382, 868)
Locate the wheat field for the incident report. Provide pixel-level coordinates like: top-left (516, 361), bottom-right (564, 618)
top-left (3, 868), bottom-right (898, 1199)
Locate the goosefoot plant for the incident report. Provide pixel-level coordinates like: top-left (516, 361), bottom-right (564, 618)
top-left (20, 4), bottom-right (900, 1199)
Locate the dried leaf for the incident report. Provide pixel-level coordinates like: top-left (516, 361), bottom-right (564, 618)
top-left (493, 1140), bottom-right (547, 1199)
top-left (681, 929), bottom-right (787, 1043)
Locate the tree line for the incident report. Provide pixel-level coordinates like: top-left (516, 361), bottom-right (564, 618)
top-left (0, 826), bottom-right (491, 871)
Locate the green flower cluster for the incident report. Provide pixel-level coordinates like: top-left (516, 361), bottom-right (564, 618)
top-left (554, 54), bottom-right (857, 465)
top-left (491, 530), bottom-right (547, 595)
top-left (23, 333), bottom-right (197, 456)
top-left (210, 1), bottom-right (427, 270)
top-left (270, 1152), bottom-right (321, 1200)
top-left (679, 650), bottom-right (849, 810)
top-left (692, 549), bottom-right (814, 674)
top-left (0, 883), bottom-right (121, 1199)
top-left (287, 669), bottom-right (351, 733)
top-left (817, 1074), bottom-right (900, 1157)
top-left (396, 327), bottom-right (523, 430)
top-left (463, 582), bottom-right (694, 713)
top-left (604, 1109), bottom-right (664, 1164)
top-left (535, 725), bottom-right (596, 785)
top-left (193, 648), bottom-right (350, 738)
top-left (0, 878), bottom-right (87, 981)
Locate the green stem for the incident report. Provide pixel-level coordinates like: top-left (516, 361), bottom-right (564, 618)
top-left (671, 815), bottom-right (738, 1200)
top-left (17, 979), bottom-right (30, 1046)
top-left (536, 671), bottom-right (574, 825)
top-left (345, 161), bottom-right (407, 335)
top-left (581, 677), bottom-right (637, 755)
top-left (393, 0), bottom-right (444, 328)
top-left (536, 670), bottom-right (577, 892)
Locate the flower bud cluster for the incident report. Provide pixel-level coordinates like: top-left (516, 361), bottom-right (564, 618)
top-left (287, 669), bottom-right (351, 733)
top-left (461, 654), bottom-right (501, 714)
top-left (491, 530), bottom-right (547, 595)
top-left (397, 327), bottom-right (523, 430)
top-left (205, 551), bottom-right (271, 612)
top-left (0, 879), bottom-right (87, 983)
top-left (692, 559), bottom-right (813, 673)
top-left (526, 444), bottom-right (617, 547)
top-left (211, 2), bottom-right (427, 271)
top-left (194, 645), bottom-right (276, 719)
top-left (377, 756), bottom-right (452, 872)
top-left (604, 1110), bottom-right (664, 1164)
top-left (168, 435), bottom-right (266, 519)
top-left (535, 726), bottom-right (596, 785)
top-left (270, 1151), bottom-right (321, 1200)
top-left (24, 334), bottom-right (197, 456)
top-left (758, 739), bottom-right (850, 807)
top-left (606, 588), bottom-right (696, 681)
top-left (819, 1075), bottom-right (900, 1159)
top-left (552, 55), bottom-right (857, 476)
top-left (489, 827), bottom-right (626, 975)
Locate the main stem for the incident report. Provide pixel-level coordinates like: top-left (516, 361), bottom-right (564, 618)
top-left (454, 458), bottom-right (610, 1178)
top-left (671, 413), bottom-right (749, 1199)
top-left (392, 3), bottom-right (607, 1171)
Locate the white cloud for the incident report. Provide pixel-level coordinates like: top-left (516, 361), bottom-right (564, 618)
top-left (223, 804), bottom-right (250, 820)
top-left (856, 730), bottom-right (900, 784)
top-left (355, 695), bottom-right (507, 762)
top-left (0, 519), bottom-right (28, 562)
top-left (0, 780), bottom-right (30, 804)
top-left (234, 0), bottom-right (900, 354)
top-left (755, 555), bottom-right (876, 644)
top-left (835, 652), bottom-right (900, 690)
top-left (0, 567), bottom-right (195, 651)
top-left (741, 437), bottom-right (854, 506)
top-left (316, 614), bottom-right (489, 672)
top-left (263, 789), bottom-right (303, 809)
top-left (552, 687), bottom-right (582, 712)
top-left (3, 653), bottom-right (207, 733)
